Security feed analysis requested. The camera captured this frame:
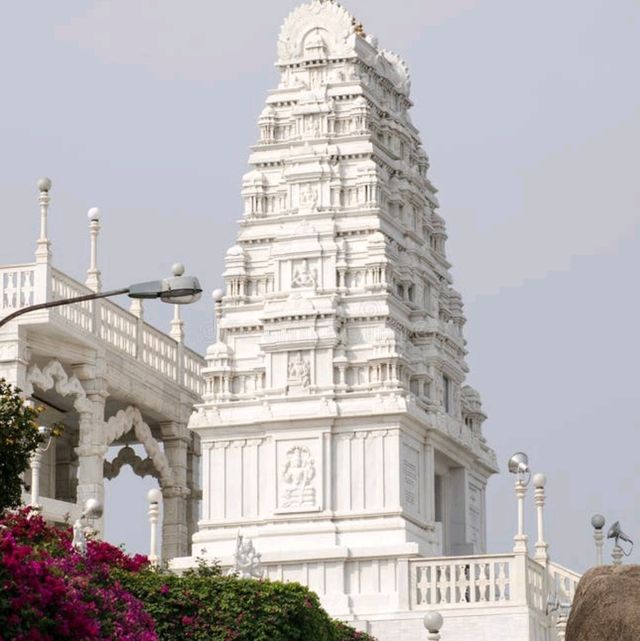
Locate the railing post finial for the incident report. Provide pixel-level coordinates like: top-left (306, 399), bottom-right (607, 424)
top-left (423, 611), bottom-right (443, 641)
top-left (86, 208), bottom-right (102, 292)
top-left (35, 177), bottom-right (52, 264)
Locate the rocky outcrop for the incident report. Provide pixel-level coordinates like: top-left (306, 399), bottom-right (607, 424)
top-left (566, 565), bottom-right (640, 641)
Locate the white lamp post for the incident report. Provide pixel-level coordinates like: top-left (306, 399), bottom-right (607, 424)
top-left (591, 514), bottom-right (605, 566)
top-left (423, 611), bottom-right (443, 641)
top-left (533, 473), bottom-right (548, 564)
top-left (148, 488), bottom-right (162, 567)
top-left (30, 425), bottom-right (53, 508)
top-left (508, 451), bottom-right (530, 554)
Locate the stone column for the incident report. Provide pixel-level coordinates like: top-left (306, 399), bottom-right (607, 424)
top-left (73, 366), bottom-right (108, 536)
top-left (186, 433), bottom-right (201, 543)
top-left (159, 421), bottom-right (191, 560)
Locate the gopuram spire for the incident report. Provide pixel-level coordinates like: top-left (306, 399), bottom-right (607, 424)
top-left (186, 0), bottom-right (498, 622)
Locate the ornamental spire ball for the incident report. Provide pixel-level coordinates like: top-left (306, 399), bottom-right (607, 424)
top-left (87, 207), bottom-right (101, 222)
top-left (212, 288), bottom-right (224, 303)
top-left (533, 473), bottom-right (547, 489)
top-left (37, 177), bottom-right (52, 192)
top-left (423, 611), bottom-right (443, 633)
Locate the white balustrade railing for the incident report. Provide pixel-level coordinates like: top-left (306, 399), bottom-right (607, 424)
top-left (548, 561), bottom-right (581, 603)
top-left (0, 264), bottom-right (204, 395)
top-left (142, 324), bottom-right (177, 380)
top-left (411, 554), bottom-right (514, 608)
top-left (0, 264), bottom-right (35, 310)
top-left (100, 299), bottom-right (138, 356)
top-left (526, 557), bottom-right (546, 613)
top-left (51, 269), bottom-right (94, 332)
top-left (411, 554), bottom-right (581, 613)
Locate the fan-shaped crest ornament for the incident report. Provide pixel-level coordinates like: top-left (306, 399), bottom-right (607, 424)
top-left (277, 0), bottom-right (356, 63)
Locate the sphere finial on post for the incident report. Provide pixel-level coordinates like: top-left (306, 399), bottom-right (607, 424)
top-left (85, 207), bottom-right (102, 292)
top-left (423, 611), bottom-right (443, 640)
top-left (591, 514), bottom-right (605, 566)
top-left (35, 177), bottom-right (53, 263)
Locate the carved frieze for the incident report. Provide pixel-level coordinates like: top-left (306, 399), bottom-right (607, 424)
top-left (280, 445), bottom-right (316, 509)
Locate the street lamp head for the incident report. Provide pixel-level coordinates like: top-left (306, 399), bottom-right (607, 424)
top-left (88, 207), bottom-right (101, 222)
top-left (212, 288), bottom-right (224, 303)
top-left (423, 611), bottom-right (443, 633)
top-left (591, 514), bottom-right (606, 530)
top-left (128, 265), bottom-right (202, 305)
top-left (83, 498), bottom-right (103, 519)
top-left (160, 274), bottom-right (202, 304)
top-left (508, 451), bottom-right (529, 475)
top-left (147, 488), bottom-right (162, 504)
top-left (37, 177), bottom-right (52, 192)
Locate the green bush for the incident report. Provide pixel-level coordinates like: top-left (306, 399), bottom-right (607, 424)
top-left (118, 561), bottom-right (376, 641)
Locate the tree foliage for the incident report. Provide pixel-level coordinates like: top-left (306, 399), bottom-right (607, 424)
top-left (0, 379), bottom-right (43, 512)
top-left (0, 507), bottom-right (155, 641)
top-left (119, 561), bottom-right (375, 641)
top-left (0, 509), bottom-right (375, 641)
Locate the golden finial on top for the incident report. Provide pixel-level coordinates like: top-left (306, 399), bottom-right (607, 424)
top-left (351, 17), bottom-right (366, 37)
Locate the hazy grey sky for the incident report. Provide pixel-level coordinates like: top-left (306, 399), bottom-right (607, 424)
top-left (1, 1), bottom-right (639, 572)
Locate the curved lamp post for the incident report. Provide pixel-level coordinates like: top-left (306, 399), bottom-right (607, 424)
top-left (0, 263), bottom-right (202, 329)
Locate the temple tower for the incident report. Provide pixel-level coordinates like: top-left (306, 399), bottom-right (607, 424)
top-left (187, 0), bottom-right (497, 612)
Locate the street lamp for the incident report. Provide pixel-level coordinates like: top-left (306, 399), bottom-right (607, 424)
top-left (508, 451), bottom-right (531, 554)
top-left (0, 263), bottom-right (202, 329)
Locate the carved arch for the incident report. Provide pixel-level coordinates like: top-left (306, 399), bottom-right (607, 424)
top-left (24, 360), bottom-right (91, 413)
top-left (104, 445), bottom-right (159, 481)
top-left (104, 406), bottom-right (173, 487)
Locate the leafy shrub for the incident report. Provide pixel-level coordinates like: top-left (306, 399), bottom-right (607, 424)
top-left (119, 560), bottom-right (376, 641)
top-left (0, 509), bottom-right (375, 641)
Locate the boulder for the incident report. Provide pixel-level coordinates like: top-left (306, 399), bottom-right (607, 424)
top-left (566, 565), bottom-right (640, 641)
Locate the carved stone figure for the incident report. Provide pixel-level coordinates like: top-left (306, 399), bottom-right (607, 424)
top-left (292, 259), bottom-right (317, 288)
top-left (299, 185), bottom-right (319, 211)
top-left (281, 446), bottom-right (316, 508)
top-left (72, 518), bottom-right (87, 554)
top-left (231, 532), bottom-right (263, 579)
top-left (288, 352), bottom-right (311, 388)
